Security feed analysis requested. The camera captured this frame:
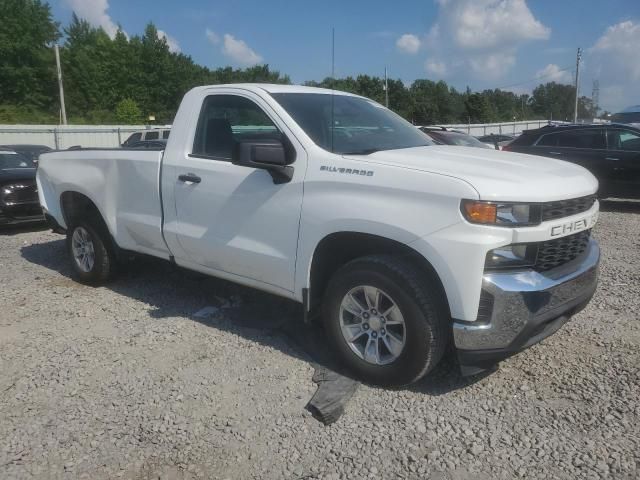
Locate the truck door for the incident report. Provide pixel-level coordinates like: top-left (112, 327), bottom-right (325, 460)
top-left (163, 92), bottom-right (306, 294)
top-left (605, 128), bottom-right (640, 199)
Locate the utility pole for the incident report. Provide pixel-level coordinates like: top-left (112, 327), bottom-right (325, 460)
top-left (54, 44), bottom-right (67, 125)
top-left (592, 80), bottom-right (600, 119)
top-left (384, 67), bottom-right (389, 108)
top-left (573, 47), bottom-right (582, 123)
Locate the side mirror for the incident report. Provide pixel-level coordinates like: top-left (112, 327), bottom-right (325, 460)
top-left (233, 139), bottom-right (294, 184)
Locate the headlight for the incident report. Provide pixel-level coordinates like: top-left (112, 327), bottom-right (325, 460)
top-left (485, 244), bottom-right (538, 269)
top-left (461, 200), bottom-right (542, 227)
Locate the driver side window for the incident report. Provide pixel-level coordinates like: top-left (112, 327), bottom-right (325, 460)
top-left (192, 95), bottom-right (280, 160)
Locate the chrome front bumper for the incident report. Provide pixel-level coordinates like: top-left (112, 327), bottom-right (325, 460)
top-left (453, 238), bottom-right (600, 368)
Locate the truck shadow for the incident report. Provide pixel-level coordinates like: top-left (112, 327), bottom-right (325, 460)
top-left (20, 238), bottom-right (492, 396)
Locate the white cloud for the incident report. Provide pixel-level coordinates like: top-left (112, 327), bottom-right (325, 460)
top-left (440, 0), bottom-right (549, 50)
top-left (590, 21), bottom-right (640, 81)
top-left (206, 29), bottom-right (220, 45)
top-left (396, 34), bottom-right (421, 54)
top-left (157, 30), bottom-right (181, 53)
top-left (425, 60), bottom-right (448, 76)
top-left (206, 29), bottom-right (263, 65)
top-left (588, 21), bottom-right (640, 111)
top-left (65, 0), bottom-right (121, 39)
top-left (421, 0), bottom-right (550, 80)
top-left (222, 34), bottom-right (263, 66)
top-left (536, 64), bottom-right (572, 84)
top-left (469, 51), bottom-right (516, 78)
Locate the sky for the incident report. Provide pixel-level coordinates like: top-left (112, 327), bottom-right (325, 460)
top-left (49, 0), bottom-right (640, 113)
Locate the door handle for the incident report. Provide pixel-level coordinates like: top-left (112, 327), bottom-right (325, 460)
top-left (178, 173), bottom-right (201, 183)
top-left (605, 157), bottom-right (620, 161)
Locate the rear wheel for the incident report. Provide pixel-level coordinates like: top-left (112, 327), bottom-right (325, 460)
top-left (66, 220), bottom-right (116, 285)
top-left (322, 255), bottom-right (449, 387)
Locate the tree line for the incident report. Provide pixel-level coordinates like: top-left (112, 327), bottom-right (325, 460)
top-left (1, 0), bottom-right (598, 125)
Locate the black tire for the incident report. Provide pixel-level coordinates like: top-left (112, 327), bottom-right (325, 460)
top-left (322, 255), bottom-right (449, 387)
top-left (66, 219), bottom-right (116, 285)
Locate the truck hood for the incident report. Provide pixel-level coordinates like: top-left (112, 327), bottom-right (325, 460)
top-left (348, 146), bottom-right (599, 202)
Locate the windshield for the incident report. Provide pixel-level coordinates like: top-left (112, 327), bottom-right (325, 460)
top-left (0, 152), bottom-right (32, 169)
top-left (271, 92), bottom-right (433, 154)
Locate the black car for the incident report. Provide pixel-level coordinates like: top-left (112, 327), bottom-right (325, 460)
top-left (504, 124), bottom-right (640, 199)
top-left (126, 139), bottom-right (167, 150)
top-left (0, 150), bottom-right (44, 225)
top-left (419, 127), bottom-right (492, 149)
top-left (0, 144), bottom-right (52, 165)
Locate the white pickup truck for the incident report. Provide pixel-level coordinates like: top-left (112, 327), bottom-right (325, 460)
top-left (37, 84), bottom-right (600, 386)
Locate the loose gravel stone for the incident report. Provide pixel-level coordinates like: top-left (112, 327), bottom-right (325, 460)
top-left (1, 199), bottom-right (639, 479)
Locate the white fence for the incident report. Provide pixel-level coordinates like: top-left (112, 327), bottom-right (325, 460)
top-left (0, 125), bottom-right (148, 149)
top-left (438, 120), bottom-right (558, 136)
top-left (0, 120), bottom-right (558, 149)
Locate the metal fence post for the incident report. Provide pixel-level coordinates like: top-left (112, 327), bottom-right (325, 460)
top-left (53, 128), bottom-right (59, 150)
top-left (117, 128), bottom-right (122, 146)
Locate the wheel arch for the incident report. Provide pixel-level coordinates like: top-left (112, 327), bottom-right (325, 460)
top-left (60, 191), bottom-right (105, 228)
top-left (306, 231), bottom-right (450, 319)
top-left (59, 191), bottom-right (119, 254)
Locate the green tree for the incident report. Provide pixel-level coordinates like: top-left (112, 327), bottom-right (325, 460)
top-left (578, 96), bottom-right (597, 120)
top-left (115, 98), bottom-right (142, 124)
top-left (410, 80), bottom-right (440, 125)
top-left (0, 0), bottom-right (60, 109)
top-left (530, 82), bottom-right (576, 121)
top-left (464, 92), bottom-right (492, 123)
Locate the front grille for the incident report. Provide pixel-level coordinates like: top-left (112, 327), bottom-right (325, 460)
top-left (535, 230), bottom-right (591, 271)
top-left (541, 195), bottom-right (596, 222)
top-left (1, 182), bottom-right (38, 206)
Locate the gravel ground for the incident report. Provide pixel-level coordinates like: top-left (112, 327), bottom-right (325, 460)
top-left (1, 200), bottom-right (639, 480)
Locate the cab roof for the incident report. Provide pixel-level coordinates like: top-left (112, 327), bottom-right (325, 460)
top-left (193, 83), bottom-right (361, 97)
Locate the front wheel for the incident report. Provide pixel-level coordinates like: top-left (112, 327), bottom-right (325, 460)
top-left (66, 220), bottom-right (116, 285)
top-left (322, 255), bottom-right (449, 387)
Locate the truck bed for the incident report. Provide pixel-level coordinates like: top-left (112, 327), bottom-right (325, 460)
top-left (37, 149), bottom-right (170, 259)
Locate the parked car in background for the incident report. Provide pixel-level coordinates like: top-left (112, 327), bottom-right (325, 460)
top-left (126, 139), bottom-right (167, 150)
top-left (122, 128), bottom-right (170, 147)
top-left (610, 105), bottom-right (640, 128)
top-left (0, 149), bottom-right (44, 225)
top-left (504, 123), bottom-right (640, 199)
top-left (419, 126), bottom-right (492, 149)
top-left (0, 144), bottom-right (52, 165)
top-left (476, 134), bottom-right (516, 150)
